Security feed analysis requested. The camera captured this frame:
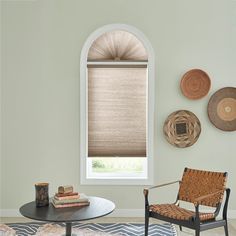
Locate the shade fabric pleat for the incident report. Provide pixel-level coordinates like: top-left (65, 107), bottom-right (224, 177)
top-left (88, 67), bottom-right (147, 157)
top-left (88, 30), bottom-right (148, 61)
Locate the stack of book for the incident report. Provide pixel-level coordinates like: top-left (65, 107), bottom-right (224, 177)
top-left (52, 185), bottom-right (90, 208)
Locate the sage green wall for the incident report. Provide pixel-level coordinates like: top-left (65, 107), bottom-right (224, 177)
top-left (1, 0), bottom-right (236, 211)
top-left (0, 1), bottom-right (2, 211)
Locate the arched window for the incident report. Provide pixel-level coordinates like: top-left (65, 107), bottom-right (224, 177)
top-left (80, 24), bottom-right (154, 185)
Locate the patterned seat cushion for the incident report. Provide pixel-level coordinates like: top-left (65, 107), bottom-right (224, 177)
top-left (149, 204), bottom-right (215, 221)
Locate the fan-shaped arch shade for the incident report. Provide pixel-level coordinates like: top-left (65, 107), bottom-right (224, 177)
top-left (88, 30), bottom-right (148, 61)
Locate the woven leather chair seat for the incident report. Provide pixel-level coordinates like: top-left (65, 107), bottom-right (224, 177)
top-left (149, 204), bottom-right (215, 221)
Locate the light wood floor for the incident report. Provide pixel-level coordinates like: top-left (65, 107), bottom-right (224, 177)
top-left (1, 217), bottom-right (236, 235)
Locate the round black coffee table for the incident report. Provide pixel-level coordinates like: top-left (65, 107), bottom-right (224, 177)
top-left (19, 196), bottom-right (115, 236)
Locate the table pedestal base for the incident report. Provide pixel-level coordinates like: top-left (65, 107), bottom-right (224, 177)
top-left (63, 222), bottom-right (77, 236)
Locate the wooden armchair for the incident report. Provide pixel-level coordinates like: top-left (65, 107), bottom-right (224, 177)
top-left (143, 168), bottom-right (230, 236)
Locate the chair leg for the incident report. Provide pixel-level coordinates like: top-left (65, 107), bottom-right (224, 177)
top-left (144, 214), bottom-right (149, 236)
top-left (195, 229), bottom-right (200, 236)
top-left (179, 225), bottom-right (182, 231)
top-left (224, 222), bottom-right (229, 236)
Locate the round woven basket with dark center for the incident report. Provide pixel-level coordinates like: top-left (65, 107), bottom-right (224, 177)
top-left (163, 110), bottom-right (201, 148)
top-left (180, 69), bottom-right (211, 99)
top-left (208, 87), bottom-right (236, 131)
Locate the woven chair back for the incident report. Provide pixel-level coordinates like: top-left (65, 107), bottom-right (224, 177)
top-left (178, 168), bottom-right (227, 207)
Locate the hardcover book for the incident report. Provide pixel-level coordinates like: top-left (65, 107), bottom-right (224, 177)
top-left (52, 201), bottom-right (90, 208)
top-left (54, 194), bottom-right (80, 201)
top-left (55, 192), bottom-right (79, 198)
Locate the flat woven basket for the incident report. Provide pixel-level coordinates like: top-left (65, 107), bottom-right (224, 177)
top-left (208, 87), bottom-right (236, 131)
top-left (180, 69), bottom-right (211, 99)
top-left (163, 110), bottom-right (201, 148)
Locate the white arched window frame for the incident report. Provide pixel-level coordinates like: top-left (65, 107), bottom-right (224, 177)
top-left (80, 24), bottom-right (155, 185)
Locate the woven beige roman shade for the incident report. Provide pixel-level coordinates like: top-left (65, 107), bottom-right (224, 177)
top-left (87, 30), bottom-right (148, 157)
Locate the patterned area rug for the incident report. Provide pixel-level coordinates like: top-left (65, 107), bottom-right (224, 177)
top-left (3, 222), bottom-right (177, 236)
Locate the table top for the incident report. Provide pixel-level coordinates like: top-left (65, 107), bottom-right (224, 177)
top-left (19, 196), bottom-right (115, 223)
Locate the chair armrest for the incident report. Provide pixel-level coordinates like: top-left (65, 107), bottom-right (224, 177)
top-left (143, 180), bottom-right (181, 197)
top-left (193, 189), bottom-right (225, 206)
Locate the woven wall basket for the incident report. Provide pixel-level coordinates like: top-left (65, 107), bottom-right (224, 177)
top-left (208, 87), bottom-right (236, 131)
top-left (163, 110), bottom-right (201, 148)
top-left (180, 69), bottom-right (211, 99)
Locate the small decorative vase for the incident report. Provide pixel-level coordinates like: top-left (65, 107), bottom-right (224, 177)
top-left (35, 183), bottom-right (49, 207)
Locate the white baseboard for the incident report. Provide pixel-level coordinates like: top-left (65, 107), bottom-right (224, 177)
top-left (109, 209), bottom-right (144, 217)
top-left (228, 210), bottom-right (236, 219)
top-left (0, 209), bottom-right (21, 218)
top-left (1, 209), bottom-right (236, 219)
